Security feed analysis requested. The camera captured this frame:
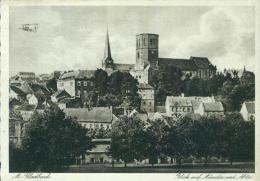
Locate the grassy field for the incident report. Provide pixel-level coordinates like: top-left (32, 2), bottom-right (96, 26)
top-left (65, 162), bottom-right (254, 173)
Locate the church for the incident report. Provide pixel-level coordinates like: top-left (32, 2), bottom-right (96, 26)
top-left (101, 32), bottom-right (217, 84)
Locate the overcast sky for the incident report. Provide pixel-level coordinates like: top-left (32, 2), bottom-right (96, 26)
top-left (9, 6), bottom-right (255, 76)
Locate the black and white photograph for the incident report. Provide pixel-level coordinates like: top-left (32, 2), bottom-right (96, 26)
top-left (0, 1), bottom-right (259, 179)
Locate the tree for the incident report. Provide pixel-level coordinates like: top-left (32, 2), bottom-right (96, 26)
top-left (110, 116), bottom-right (147, 167)
top-left (16, 105), bottom-right (93, 172)
top-left (150, 65), bottom-right (183, 104)
top-left (167, 116), bottom-right (197, 164)
top-left (219, 113), bottom-right (246, 164)
top-left (145, 119), bottom-right (169, 166)
top-left (94, 69), bottom-right (108, 96)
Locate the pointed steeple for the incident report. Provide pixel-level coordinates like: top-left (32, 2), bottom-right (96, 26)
top-left (104, 30), bottom-right (112, 59)
top-left (102, 29), bottom-right (114, 69)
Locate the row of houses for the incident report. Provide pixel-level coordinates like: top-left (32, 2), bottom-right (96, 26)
top-left (9, 72), bottom-right (255, 165)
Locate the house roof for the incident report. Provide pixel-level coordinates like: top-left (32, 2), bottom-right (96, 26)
top-left (10, 86), bottom-right (25, 96)
top-left (29, 83), bottom-right (51, 95)
top-left (159, 58), bottom-right (197, 71)
top-left (244, 101), bottom-right (255, 114)
top-left (52, 89), bottom-right (71, 98)
top-left (59, 70), bottom-right (95, 80)
top-left (203, 102), bottom-right (224, 112)
top-left (166, 96), bottom-right (215, 108)
top-left (190, 56), bottom-right (216, 69)
top-left (63, 107), bottom-right (113, 123)
top-left (16, 104), bottom-right (37, 112)
top-left (138, 83), bottom-right (154, 90)
top-left (114, 63), bottom-right (134, 71)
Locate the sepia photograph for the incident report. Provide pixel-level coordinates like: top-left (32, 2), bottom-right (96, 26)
top-left (4, 3), bottom-right (257, 176)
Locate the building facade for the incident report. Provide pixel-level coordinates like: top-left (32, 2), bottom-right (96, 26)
top-left (138, 83), bottom-right (155, 113)
top-left (57, 70), bottom-right (94, 97)
top-left (165, 95), bottom-right (215, 118)
top-left (240, 101), bottom-right (255, 121)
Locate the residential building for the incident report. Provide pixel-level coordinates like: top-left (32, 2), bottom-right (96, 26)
top-left (57, 70), bottom-right (94, 97)
top-left (83, 138), bottom-right (112, 164)
top-left (165, 94), bottom-right (215, 118)
top-left (9, 86), bottom-right (26, 101)
top-left (57, 97), bottom-right (82, 109)
top-left (9, 111), bottom-right (23, 147)
top-left (51, 89), bottom-right (71, 103)
top-left (17, 72), bottom-right (36, 82)
top-left (240, 101), bottom-right (255, 121)
top-left (63, 107), bottom-right (116, 130)
top-left (196, 102), bottom-right (224, 117)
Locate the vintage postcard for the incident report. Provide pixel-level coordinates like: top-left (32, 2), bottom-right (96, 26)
top-left (0, 0), bottom-right (259, 181)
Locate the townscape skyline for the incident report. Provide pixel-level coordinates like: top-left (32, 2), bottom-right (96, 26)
top-left (10, 6), bottom-right (255, 76)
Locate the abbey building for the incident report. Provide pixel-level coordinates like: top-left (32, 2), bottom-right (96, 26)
top-left (102, 32), bottom-right (217, 84)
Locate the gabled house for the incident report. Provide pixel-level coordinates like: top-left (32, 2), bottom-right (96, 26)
top-left (240, 101), bottom-right (255, 121)
top-left (51, 89), bottom-right (71, 103)
top-left (64, 107), bottom-right (117, 130)
top-left (9, 86), bottom-right (26, 101)
top-left (165, 94), bottom-right (215, 118)
top-left (196, 102), bottom-right (224, 117)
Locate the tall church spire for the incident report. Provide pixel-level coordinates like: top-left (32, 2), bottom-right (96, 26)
top-left (102, 29), bottom-right (114, 69)
top-left (104, 30), bottom-right (112, 58)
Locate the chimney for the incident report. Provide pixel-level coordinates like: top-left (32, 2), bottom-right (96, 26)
top-left (181, 93), bottom-right (185, 97)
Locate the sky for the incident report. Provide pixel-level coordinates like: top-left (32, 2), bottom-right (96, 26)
top-left (9, 6), bottom-right (255, 76)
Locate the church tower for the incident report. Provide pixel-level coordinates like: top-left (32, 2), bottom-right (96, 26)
top-left (135, 34), bottom-right (159, 70)
top-left (102, 31), bottom-right (114, 70)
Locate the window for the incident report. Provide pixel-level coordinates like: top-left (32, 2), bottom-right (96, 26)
top-left (137, 52), bottom-right (140, 58)
top-left (77, 90), bottom-right (81, 96)
top-left (77, 82), bottom-right (81, 86)
top-left (84, 90), bottom-right (87, 95)
top-left (187, 107), bottom-right (190, 112)
top-left (183, 108), bottom-right (185, 112)
top-left (89, 124), bottom-right (93, 128)
top-left (139, 76), bottom-right (141, 79)
top-left (150, 39), bottom-right (153, 45)
top-left (143, 38), bottom-right (145, 46)
top-left (84, 81), bottom-right (87, 86)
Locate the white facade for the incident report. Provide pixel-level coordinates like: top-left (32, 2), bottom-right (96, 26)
top-left (165, 95), bottom-right (215, 117)
top-left (240, 102), bottom-right (255, 121)
top-left (130, 65), bottom-right (150, 84)
top-left (26, 94), bottom-right (38, 105)
top-left (57, 79), bottom-right (75, 97)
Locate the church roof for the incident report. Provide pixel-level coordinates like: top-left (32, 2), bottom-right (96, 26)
top-left (190, 56), bottom-right (216, 69)
top-left (114, 63), bottom-right (134, 71)
top-left (159, 58), bottom-right (197, 71)
top-left (158, 56), bottom-right (215, 71)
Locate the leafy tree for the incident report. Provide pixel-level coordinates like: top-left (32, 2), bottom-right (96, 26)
top-left (168, 116), bottom-right (197, 164)
top-left (218, 113), bottom-right (247, 164)
top-left (151, 65), bottom-right (183, 104)
top-left (94, 69), bottom-right (108, 96)
top-left (110, 116), bottom-right (147, 167)
top-left (16, 105), bottom-right (93, 172)
top-left (145, 119), bottom-right (169, 166)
